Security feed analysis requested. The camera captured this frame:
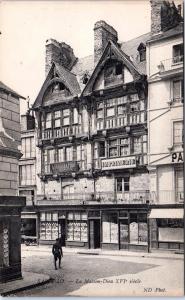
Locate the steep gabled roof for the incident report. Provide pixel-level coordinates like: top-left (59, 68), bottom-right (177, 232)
top-left (0, 81), bottom-right (25, 99)
top-left (121, 32), bottom-right (152, 75)
top-left (33, 62), bottom-right (81, 109)
top-left (82, 40), bottom-right (141, 96)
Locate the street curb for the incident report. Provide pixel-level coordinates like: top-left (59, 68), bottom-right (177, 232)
top-left (76, 251), bottom-right (183, 260)
top-left (0, 274), bottom-right (51, 296)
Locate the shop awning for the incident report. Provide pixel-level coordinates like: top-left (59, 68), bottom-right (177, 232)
top-left (21, 213), bottom-right (37, 219)
top-left (149, 208), bottom-right (184, 219)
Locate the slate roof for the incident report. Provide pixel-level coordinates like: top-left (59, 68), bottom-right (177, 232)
top-left (0, 81), bottom-right (25, 99)
top-left (121, 32), bottom-right (152, 75)
top-left (147, 22), bottom-right (183, 43)
top-left (71, 32), bottom-right (152, 87)
top-left (55, 62), bottom-right (81, 95)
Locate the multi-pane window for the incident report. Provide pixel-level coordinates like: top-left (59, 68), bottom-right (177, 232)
top-left (133, 136), bottom-right (142, 154)
top-left (54, 111), bottom-right (61, 128)
top-left (19, 164), bottom-right (35, 186)
top-left (21, 137), bottom-right (35, 158)
top-left (57, 148), bottom-right (64, 162)
top-left (173, 121), bottom-right (183, 146)
top-left (73, 108), bottom-right (78, 124)
top-left (40, 212), bottom-right (59, 241)
top-left (109, 139), bottom-right (118, 157)
top-left (62, 109), bottom-right (70, 126)
top-left (173, 80), bottom-right (183, 101)
top-left (116, 177), bottom-right (130, 192)
top-left (106, 107), bottom-right (115, 117)
top-left (175, 169), bottom-right (184, 203)
top-left (108, 138), bottom-right (130, 157)
top-left (173, 44), bottom-right (183, 63)
top-left (77, 144), bottom-right (85, 169)
top-left (66, 147), bottom-right (73, 161)
top-left (67, 212), bottom-right (88, 242)
top-left (45, 113), bottom-right (52, 129)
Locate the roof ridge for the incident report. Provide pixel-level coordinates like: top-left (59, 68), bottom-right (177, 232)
top-left (121, 31), bottom-right (151, 44)
top-left (54, 61), bottom-right (77, 77)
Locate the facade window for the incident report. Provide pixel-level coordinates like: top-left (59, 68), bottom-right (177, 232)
top-left (102, 212), bottom-right (118, 243)
top-left (117, 105), bottom-right (126, 115)
top-left (57, 148), bottom-right (64, 162)
top-left (173, 121), bottom-right (183, 146)
top-left (21, 137), bottom-right (35, 158)
top-left (99, 141), bottom-right (105, 157)
top-left (66, 212), bottom-right (87, 242)
top-left (40, 212), bottom-right (59, 240)
top-left (54, 111), bottom-right (61, 128)
top-left (175, 169), bottom-right (184, 203)
top-left (173, 44), bottom-right (183, 63)
top-left (73, 108), bottom-right (78, 124)
top-left (66, 147), bottom-right (73, 161)
top-left (173, 80), bottom-right (183, 101)
top-left (62, 109), bottom-right (70, 126)
top-left (116, 177), bottom-right (130, 193)
top-left (133, 136), bottom-right (142, 154)
top-left (109, 139), bottom-right (118, 157)
top-left (106, 107), bottom-right (115, 117)
top-left (19, 164), bottom-right (35, 186)
top-left (115, 62), bottom-right (123, 75)
top-left (45, 113), bottom-right (52, 129)
top-left (77, 144), bottom-right (85, 169)
top-left (108, 138), bottom-right (130, 158)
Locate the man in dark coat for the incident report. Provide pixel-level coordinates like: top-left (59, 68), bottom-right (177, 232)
top-left (52, 238), bottom-right (63, 270)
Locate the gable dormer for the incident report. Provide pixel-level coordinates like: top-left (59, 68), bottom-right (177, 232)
top-left (82, 41), bottom-right (141, 96)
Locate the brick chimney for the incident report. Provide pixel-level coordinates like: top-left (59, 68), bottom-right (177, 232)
top-left (94, 20), bottom-right (118, 65)
top-left (150, 0), bottom-right (183, 35)
top-left (45, 39), bottom-right (77, 76)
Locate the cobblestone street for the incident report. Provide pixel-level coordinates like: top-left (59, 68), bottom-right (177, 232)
top-left (9, 247), bottom-right (184, 297)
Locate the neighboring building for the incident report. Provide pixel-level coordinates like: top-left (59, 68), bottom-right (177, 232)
top-left (19, 113), bottom-right (38, 242)
top-left (0, 81), bottom-right (25, 282)
top-left (147, 0), bottom-right (184, 251)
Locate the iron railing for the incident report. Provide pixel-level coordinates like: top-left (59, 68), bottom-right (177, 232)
top-left (159, 56), bottom-right (183, 73)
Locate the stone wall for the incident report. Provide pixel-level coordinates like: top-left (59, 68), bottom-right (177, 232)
top-left (0, 89), bottom-right (21, 196)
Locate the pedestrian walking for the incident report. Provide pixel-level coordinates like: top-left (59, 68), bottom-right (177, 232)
top-left (52, 238), bottom-right (63, 270)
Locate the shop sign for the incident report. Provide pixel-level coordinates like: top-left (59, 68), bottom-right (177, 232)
top-left (51, 161), bottom-right (79, 174)
top-left (172, 152), bottom-right (183, 163)
top-left (101, 156), bottom-right (136, 170)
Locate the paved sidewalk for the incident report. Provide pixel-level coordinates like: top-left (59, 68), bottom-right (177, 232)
top-left (21, 244), bottom-right (184, 260)
top-left (0, 271), bottom-right (50, 296)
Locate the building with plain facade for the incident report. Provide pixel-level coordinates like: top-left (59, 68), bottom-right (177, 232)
top-left (19, 112), bottom-right (38, 242)
top-left (21, 0), bottom-right (183, 252)
top-left (0, 81), bottom-right (25, 282)
top-left (147, 0), bottom-right (184, 251)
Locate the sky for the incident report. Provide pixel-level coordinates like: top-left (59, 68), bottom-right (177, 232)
top-left (0, 0), bottom-right (182, 114)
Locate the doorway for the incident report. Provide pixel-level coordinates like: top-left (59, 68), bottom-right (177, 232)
top-left (59, 219), bottom-right (66, 246)
top-left (89, 219), bottom-right (101, 249)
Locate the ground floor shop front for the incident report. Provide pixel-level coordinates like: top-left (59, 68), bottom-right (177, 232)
top-left (22, 205), bottom-right (149, 251)
top-left (21, 204), bottom-right (184, 252)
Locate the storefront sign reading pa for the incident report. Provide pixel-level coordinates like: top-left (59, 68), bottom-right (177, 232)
top-left (101, 156), bottom-right (136, 170)
top-left (172, 152), bottom-right (184, 163)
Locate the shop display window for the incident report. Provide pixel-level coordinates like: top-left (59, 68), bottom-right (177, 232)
top-left (40, 212), bottom-right (59, 240)
top-left (66, 212), bottom-right (88, 242)
top-left (102, 212), bottom-right (118, 243)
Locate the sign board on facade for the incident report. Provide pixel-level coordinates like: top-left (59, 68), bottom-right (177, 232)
top-left (51, 161), bottom-right (78, 174)
top-left (101, 156), bottom-right (136, 170)
top-left (171, 152), bottom-right (183, 163)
